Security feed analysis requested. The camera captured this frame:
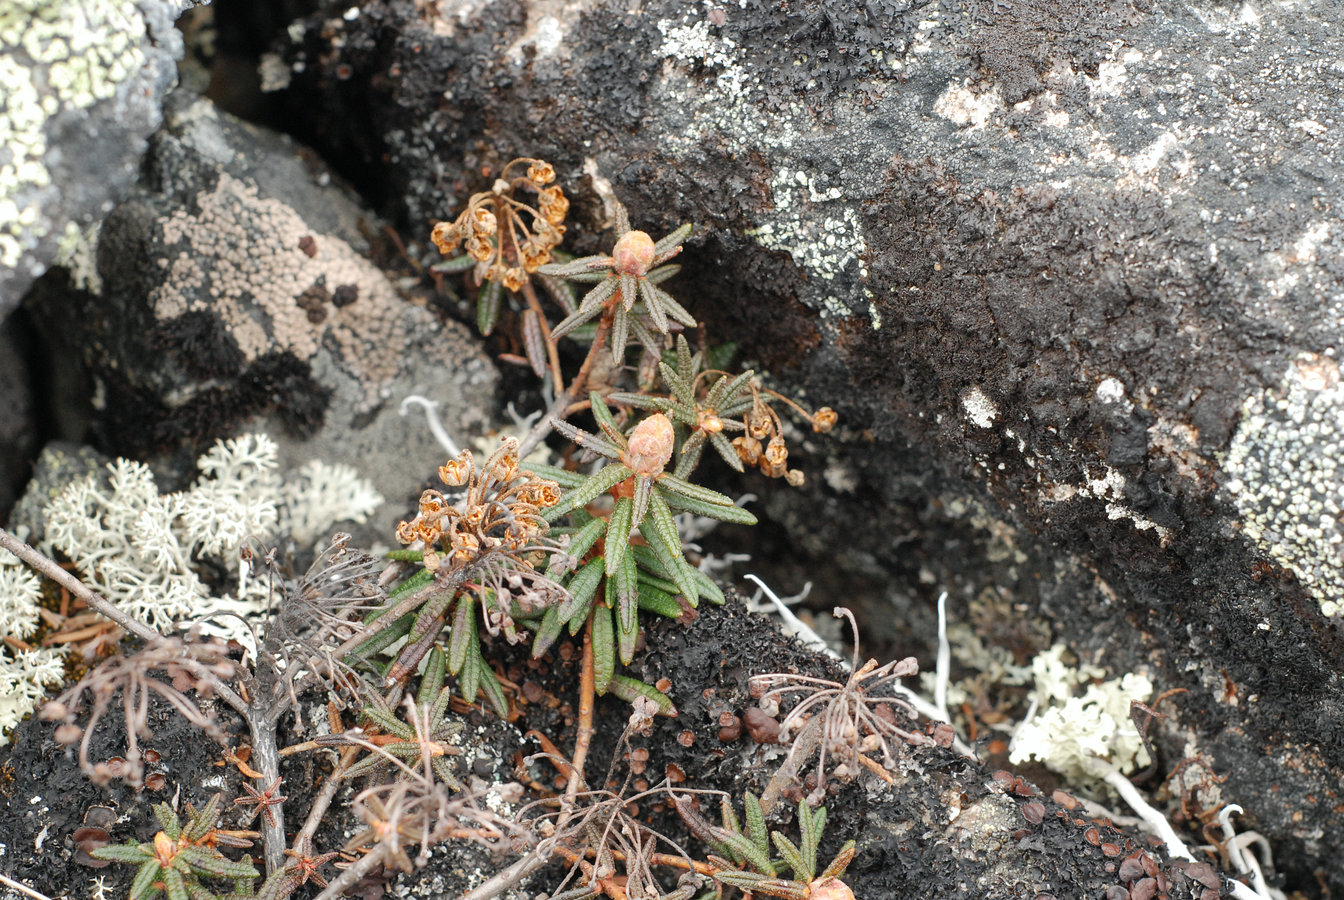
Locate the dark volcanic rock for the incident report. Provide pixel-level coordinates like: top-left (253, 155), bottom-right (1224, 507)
top-left (25, 90), bottom-right (500, 543)
top-left (0, 0), bottom-right (188, 315)
top-left (268, 0), bottom-right (1344, 891)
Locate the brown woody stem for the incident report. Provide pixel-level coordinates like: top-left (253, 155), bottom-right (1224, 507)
top-left (566, 615), bottom-right (598, 804)
top-left (518, 310), bottom-right (613, 459)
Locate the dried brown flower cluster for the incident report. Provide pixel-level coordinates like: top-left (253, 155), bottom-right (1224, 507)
top-left (430, 158), bottom-right (569, 291)
top-left (732, 393), bottom-right (836, 487)
top-left (396, 438), bottom-right (562, 572)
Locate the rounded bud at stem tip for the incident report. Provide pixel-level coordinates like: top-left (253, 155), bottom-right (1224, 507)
top-left (627, 413), bottom-right (675, 477)
top-left (612, 230), bottom-right (656, 277)
top-left (809, 877), bottom-right (855, 900)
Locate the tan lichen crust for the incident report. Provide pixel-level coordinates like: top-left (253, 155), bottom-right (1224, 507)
top-left (151, 172), bottom-right (423, 409)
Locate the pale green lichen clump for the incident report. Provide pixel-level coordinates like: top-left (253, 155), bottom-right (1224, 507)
top-left (0, 542), bottom-right (64, 746)
top-left (1009, 644), bottom-right (1154, 783)
top-left (37, 434), bottom-right (383, 633)
top-left (0, 1), bottom-right (149, 271)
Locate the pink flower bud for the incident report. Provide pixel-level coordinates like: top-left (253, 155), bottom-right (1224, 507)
top-left (612, 230), bottom-right (656, 276)
top-left (626, 413), bottom-right (675, 477)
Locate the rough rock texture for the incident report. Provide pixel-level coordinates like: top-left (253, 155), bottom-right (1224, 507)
top-left (0, 316), bottom-right (38, 517)
top-left (0, 0), bottom-right (188, 315)
top-left (25, 91), bottom-right (501, 543)
top-left (263, 0), bottom-right (1344, 892)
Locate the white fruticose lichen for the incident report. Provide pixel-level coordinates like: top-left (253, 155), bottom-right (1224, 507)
top-left (1009, 644), bottom-right (1154, 783)
top-left (0, 543), bottom-right (42, 639)
top-left (0, 532), bottom-right (66, 745)
top-left (36, 434), bottom-right (382, 634)
top-left (282, 460), bottom-right (384, 547)
top-left (0, 644), bottom-right (65, 747)
top-left (1223, 356), bottom-right (1344, 618)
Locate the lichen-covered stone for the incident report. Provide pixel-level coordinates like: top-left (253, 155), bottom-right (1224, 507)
top-left (27, 91), bottom-right (499, 542)
top-left (0, 0), bottom-right (186, 314)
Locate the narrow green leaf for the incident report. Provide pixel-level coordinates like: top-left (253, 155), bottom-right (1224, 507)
top-left (658, 360), bottom-right (692, 402)
top-left (616, 558), bottom-right (639, 665)
top-left (720, 831), bottom-right (774, 876)
top-left (537, 254), bottom-right (605, 277)
top-left (592, 606), bottom-right (616, 695)
top-left (637, 583), bottom-right (682, 619)
top-left (636, 568), bottom-right (680, 595)
top-left (164, 867), bottom-right (189, 900)
top-left (674, 334), bottom-right (693, 385)
top-left (604, 497), bottom-right (634, 576)
top-left (418, 646), bottom-right (446, 710)
top-left (654, 223), bottom-right (693, 256)
top-left (647, 262), bottom-right (683, 285)
top-left (606, 392), bottom-right (668, 411)
top-left (558, 464), bottom-right (634, 514)
top-left (745, 793), bottom-right (769, 860)
top-left (130, 859), bottom-right (163, 900)
top-left (154, 803), bottom-right (181, 839)
top-left (771, 832), bottom-right (808, 883)
top-left (619, 273), bottom-right (638, 312)
top-left (537, 272), bottom-right (577, 314)
top-left (647, 282), bottom-right (697, 329)
top-left (638, 520), bottom-right (698, 607)
top-left (719, 796), bottom-right (740, 842)
top-left (92, 843), bottom-right (151, 864)
top-left (437, 253), bottom-right (476, 273)
top-left (448, 595), bottom-right (476, 675)
top-left (178, 847), bottom-right (260, 880)
top-left (644, 488), bottom-right (683, 560)
top-left (475, 655), bottom-right (508, 716)
top-left (360, 703), bottom-right (411, 739)
top-left (589, 391), bottom-right (618, 431)
top-left (659, 489), bottom-right (758, 525)
top-left (800, 800), bottom-right (821, 881)
top-left (709, 430), bottom-right (745, 472)
top-left (384, 549), bottom-right (426, 562)
top-left (638, 277), bottom-right (670, 333)
top-left (558, 558), bottom-right (605, 623)
top-left (705, 369), bottom-right (755, 410)
top-left (459, 640), bottom-right (481, 706)
top-left (607, 675), bottom-right (677, 716)
top-left (477, 279), bottom-right (503, 336)
top-left (611, 302), bottom-right (630, 362)
top-left (630, 543), bottom-right (672, 580)
top-left (656, 473), bottom-right (737, 508)
top-left (520, 462), bottom-right (587, 489)
top-left (345, 610), bottom-right (414, 661)
top-left (631, 472), bottom-right (654, 530)
top-left (531, 605), bottom-right (565, 658)
top-left (673, 431), bottom-right (705, 480)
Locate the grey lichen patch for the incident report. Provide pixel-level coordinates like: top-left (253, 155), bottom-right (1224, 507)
top-left (1223, 355), bottom-right (1344, 618)
top-left (0, 1), bottom-right (146, 265)
top-left (150, 172), bottom-right (431, 410)
top-left (0, 0), bottom-right (179, 310)
top-left (651, 11), bottom-right (880, 327)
